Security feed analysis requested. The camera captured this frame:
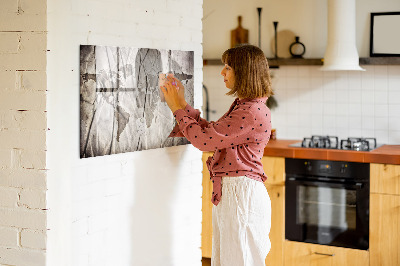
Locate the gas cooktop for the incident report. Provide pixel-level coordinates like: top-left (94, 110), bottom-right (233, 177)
top-left (289, 135), bottom-right (383, 151)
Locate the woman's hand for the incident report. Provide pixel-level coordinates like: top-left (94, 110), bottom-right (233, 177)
top-left (161, 77), bottom-right (186, 113)
top-left (172, 77), bottom-right (187, 108)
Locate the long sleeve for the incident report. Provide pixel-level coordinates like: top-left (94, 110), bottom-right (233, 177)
top-left (169, 103), bottom-right (211, 137)
top-left (172, 105), bottom-right (257, 152)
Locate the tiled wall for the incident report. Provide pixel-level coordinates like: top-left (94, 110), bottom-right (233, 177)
top-left (203, 65), bottom-right (400, 145)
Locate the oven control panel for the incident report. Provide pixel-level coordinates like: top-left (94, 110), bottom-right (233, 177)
top-left (286, 158), bottom-right (369, 180)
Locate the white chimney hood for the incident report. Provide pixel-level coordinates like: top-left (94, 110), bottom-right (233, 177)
top-left (320, 0), bottom-right (365, 71)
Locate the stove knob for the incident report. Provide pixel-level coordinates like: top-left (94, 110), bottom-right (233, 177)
top-left (340, 164), bottom-right (347, 174)
top-left (305, 162), bottom-right (312, 171)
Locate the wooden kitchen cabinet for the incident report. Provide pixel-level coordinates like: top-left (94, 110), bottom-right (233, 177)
top-left (370, 163), bottom-right (400, 266)
top-left (202, 152), bottom-right (213, 258)
top-left (264, 184), bottom-right (285, 266)
top-left (284, 241), bottom-right (369, 266)
top-left (370, 163), bottom-right (400, 195)
top-left (370, 193), bottom-right (400, 266)
top-left (261, 156), bottom-right (285, 186)
top-left (262, 156), bottom-right (285, 266)
top-left (201, 154), bottom-right (286, 266)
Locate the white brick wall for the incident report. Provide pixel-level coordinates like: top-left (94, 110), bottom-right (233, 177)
top-left (21, 229), bottom-right (47, 250)
top-left (0, 247), bottom-right (46, 266)
top-left (3, 0), bottom-right (203, 264)
top-left (0, 0), bottom-right (48, 265)
top-left (47, 1), bottom-right (203, 266)
top-left (0, 187), bottom-right (19, 208)
top-left (0, 227), bottom-right (19, 247)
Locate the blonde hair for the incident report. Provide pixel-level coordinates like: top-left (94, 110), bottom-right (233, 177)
top-left (221, 44), bottom-right (273, 99)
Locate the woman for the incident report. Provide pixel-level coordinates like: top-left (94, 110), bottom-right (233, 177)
top-left (161, 44), bottom-right (273, 266)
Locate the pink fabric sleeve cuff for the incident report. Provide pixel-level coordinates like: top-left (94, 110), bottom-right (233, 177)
top-left (169, 104), bottom-right (199, 137)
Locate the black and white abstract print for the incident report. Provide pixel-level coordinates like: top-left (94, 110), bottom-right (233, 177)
top-left (80, 45), bottom-right (194, 158)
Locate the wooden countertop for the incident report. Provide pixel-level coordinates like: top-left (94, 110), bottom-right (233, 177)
top-left (263, 139), bottom-right (400, 165)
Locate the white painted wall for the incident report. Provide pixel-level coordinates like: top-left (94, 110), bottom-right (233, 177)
top-left (46, 0), bottom-right (203, 265)
top-left (0, 0), bottom-right (48, 265)
top-left (203, 0), bottom-right (400, 145)
top-left (203, 0), bottom-right (400, 58)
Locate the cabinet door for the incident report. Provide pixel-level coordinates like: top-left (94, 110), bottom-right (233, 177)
top-left (202, 152), bottom-right (213, 258)
top-left (261, 156), bottom-right (285, 185)
top-left (264, 185), bottom-right (284, 266)
top-left (370, 193), bottom-right (400, 266)
top-left (370, 163), bottom-right (400, 195)
top-left (284, 241), bottom-right (369, 266)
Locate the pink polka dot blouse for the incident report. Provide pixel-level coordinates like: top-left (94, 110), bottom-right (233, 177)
top-left (169, 97), bottom-right (272, 206)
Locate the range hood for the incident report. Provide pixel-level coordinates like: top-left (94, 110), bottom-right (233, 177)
top-left (320, 0), bottom-right (365, 71)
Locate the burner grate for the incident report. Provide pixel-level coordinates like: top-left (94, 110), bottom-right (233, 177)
top-left (296, 136), bottom-right (378, 151)
top-left (340, 137), bottom-right (377, 151)
top-left (301, 135), bottom-right (339, 149)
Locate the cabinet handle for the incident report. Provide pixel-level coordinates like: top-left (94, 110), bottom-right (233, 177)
top-left (314, 252), bottom-right (335, 257)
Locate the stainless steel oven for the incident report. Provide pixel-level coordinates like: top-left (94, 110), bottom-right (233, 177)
top-left (285, 158), bottom-right (369, 250)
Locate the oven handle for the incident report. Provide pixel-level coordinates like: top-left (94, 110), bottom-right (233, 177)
top-left (286, 177), bottom-right (364, 189)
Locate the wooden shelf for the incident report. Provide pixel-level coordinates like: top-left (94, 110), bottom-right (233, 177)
top-left (203, 58), bottom-right (323, 67)
top-left (359, 57), bottom-right (400, 65)
top-left (202, 59), bottom-right (223, 66)
top-left (268, 58), bottom-right (322, 67)
top-left (203, 57), bottom-right (400, 67)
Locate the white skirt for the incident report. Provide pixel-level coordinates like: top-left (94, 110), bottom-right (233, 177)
top-left (212, 176), bottom-right (271, 266)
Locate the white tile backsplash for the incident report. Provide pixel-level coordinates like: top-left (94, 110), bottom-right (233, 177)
top-left (361, 104), bottom-right (374, 117)
top-left (336, 115), bottom-right (348, 129)
top-left (323, 103), bottom-right (336, 116)
top-left (204, 65), bottom-right (400, 144)
top-left (348, 72), bottom-right (362, 90)
top-left (362, 90), bottom-right (375, 103)
top-left (389, 104), bottom-right (400, 117)
top-left (336, 103), bottom-right (349, 116)
top-left (311, 77), bottom-right (324, 90)
top-left (287, 77), bottom-right (299, 89)
top-left (298, 67), bottom-right (312, 78)
top-left (362, 116), bottom-right (375, 130)
top-left (298, 77), bottom-right (311, 89)
top-left (285, 66), bottom-right (298, 77)
top-left (336, 90), bottom-right (349, 103)
top-left (374, 65), bottom-right (388, 77)
top-left (388, 91), bottom-right (400, 104)
top-left (374, 90), bottom-right (388, 104)
top-left (362, 78), bottom-right (375, 92)
top-left (375, 104), bottom-right (389, 117)
top-left (349, 128), bottom-right (362, 137)
top-left (375, 130), bottom-right (389, 144)
top-left (348, 103), bottom-right (362, 116)
top-left (375, 117), bottom-right (389, 129)
top-left (374, 77), bottom-right (388, 91)
top-left (348, 90), bottom-right (362, 103)
top-left (389, 117), bottom-right (400, 131)
top-left (388, 66), bottom-right (400, 76)
top-left (388, 76), bottom-right (400, 91)
top-left (389, 131), bottom-right (400, 143)
top-left (335, 74), bottom-right (349, 90)
top-left (348, 116), bottom-right (363, 129)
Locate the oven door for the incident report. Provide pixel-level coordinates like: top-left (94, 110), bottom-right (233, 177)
top-left (285, 177), bottom-right (369, 250)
